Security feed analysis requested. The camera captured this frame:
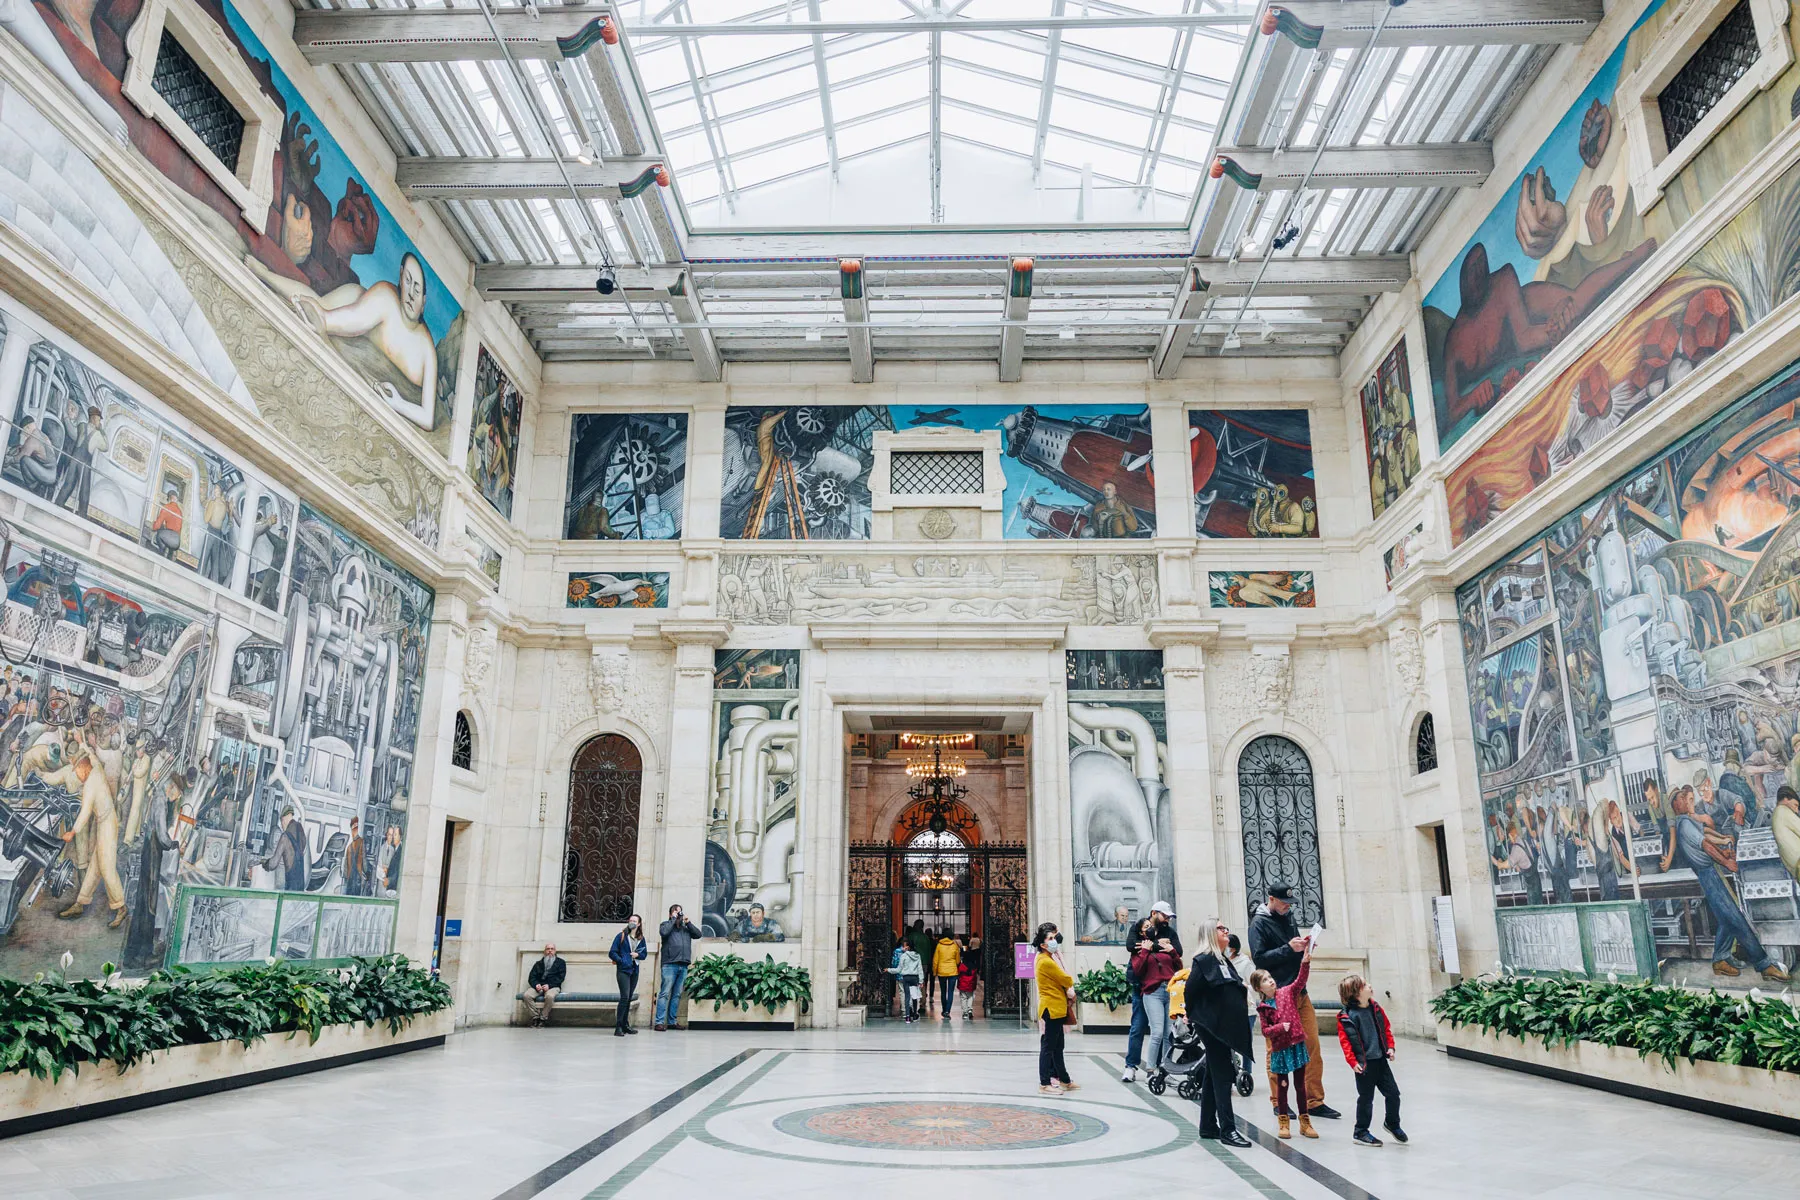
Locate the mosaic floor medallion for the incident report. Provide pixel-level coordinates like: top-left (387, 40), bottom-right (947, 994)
top-left (773, 1101), bottom-right (1107, 1150)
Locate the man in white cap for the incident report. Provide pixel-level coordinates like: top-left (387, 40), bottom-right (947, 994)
top-left (1250, 884), bottom-right (1340, 1120)
top-left (1127, 900), bottom-right (1185, 1081)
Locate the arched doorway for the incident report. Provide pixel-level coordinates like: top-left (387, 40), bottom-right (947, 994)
top-left (1237, 734), bottom-right (1325, 928)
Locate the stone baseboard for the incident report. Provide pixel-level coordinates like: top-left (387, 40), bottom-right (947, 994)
top-left (0, 1010), bottom-right (454, 1138)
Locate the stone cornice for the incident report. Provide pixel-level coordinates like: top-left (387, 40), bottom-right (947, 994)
top-left (807, 621), bottom-right (1068, 650)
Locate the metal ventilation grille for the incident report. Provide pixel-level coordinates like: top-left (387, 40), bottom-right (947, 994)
top-left (1658, 1), bottom-right (1759, 150)
top-left (152, 30), bottom-right (244, 172)
top-left (889, 451), bottom-right (984, 495)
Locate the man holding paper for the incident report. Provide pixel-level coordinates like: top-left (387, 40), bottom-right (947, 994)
top-left (1250, 884), bottom-right (1341, 1120)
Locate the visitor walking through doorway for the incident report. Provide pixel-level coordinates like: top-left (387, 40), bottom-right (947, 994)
top-left (933, 929), bottom-right (961, 1020)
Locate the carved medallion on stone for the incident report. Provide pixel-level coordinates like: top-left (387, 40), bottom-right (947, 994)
top-left (918, 508), bottom-right (956, 539)
top-left (1391, 624), bottom-right (1424, 699)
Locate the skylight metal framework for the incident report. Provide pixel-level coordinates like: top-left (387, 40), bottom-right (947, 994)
top-left (293, 0), bottom-right (1587, 369)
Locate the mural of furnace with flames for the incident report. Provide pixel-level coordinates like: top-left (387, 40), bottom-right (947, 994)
top-left (1459, 364), bottom-right (1800, 987)
top-left (720, 404), bottom-right (1158, 540)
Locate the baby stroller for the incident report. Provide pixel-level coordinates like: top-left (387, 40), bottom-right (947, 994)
top-left (1147, 1016), bottom-right (1257, 1102)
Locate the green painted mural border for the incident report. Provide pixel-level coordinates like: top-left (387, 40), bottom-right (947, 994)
top-left (165, 884), bottom-right (398, 971)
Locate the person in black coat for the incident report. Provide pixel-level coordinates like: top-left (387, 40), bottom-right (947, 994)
top-left (1249, 884), bottom-right (1339, 1119)
top-left (526, 943), bottom-right (567, 1027)
top-left (1183, 917), bottom-right (1254, 1147)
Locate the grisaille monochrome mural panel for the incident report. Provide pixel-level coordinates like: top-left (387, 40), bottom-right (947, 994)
top-left (0, 298), bottom-right (432, 979)
top-left (1457, 360), bottom-right (1800, 985)
top-left (1066, 650), bottom-right (1170, 945)
top-left (707, 649), bottom-right (802, 942)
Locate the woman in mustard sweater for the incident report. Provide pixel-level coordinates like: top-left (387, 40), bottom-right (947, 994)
top-left (1033, 922), bottom-right (1080, 1095)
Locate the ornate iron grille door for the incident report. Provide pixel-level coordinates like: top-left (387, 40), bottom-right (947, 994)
top-left (559, 735), bottom-right (643, 922)
top-left (845, 841), bottom-right (1028, 1017)
top-left (1237, 735), bottom-right (1325, 929)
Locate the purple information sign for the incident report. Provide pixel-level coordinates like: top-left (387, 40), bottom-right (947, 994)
top-left (1014, 942), bottom-right (1035, 979)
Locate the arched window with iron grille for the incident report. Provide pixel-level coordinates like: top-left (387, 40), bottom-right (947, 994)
top-left (451, 711), bottom-right (475, 770)
top-left (1415, 713), bottom-right (1438, 775)
top-left (560, 734), bottom-right (643, 922)
top-left (1237, 735), bottom-right (1325, 929)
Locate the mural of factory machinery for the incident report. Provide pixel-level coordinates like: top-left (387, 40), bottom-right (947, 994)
top-left (720, 404), bottom-right (1157, 540)
top-left (0, 307), bottom-right (432, 977)
top-left (1458, 362), bottom-right (1800, 986)
top-left (1067, 651), bottom-right (1172, 944)
top-left (705, 649), bottom-right (802, 941)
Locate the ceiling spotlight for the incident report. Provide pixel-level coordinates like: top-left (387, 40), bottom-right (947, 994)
top-left (595, 267), bottom-right (617, 295)
top-left (1222, 331), bottom-right (1242, 351)
top-left (805, 327), bottom-right (823, 342)
top-left (1239, 236), bottom-right (1261, 257)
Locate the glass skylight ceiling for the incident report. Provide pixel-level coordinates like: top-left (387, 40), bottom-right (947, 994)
top-left (623, 0), bottom-right (1251, 230)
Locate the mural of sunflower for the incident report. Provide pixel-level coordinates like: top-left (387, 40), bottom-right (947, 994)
top-left (567, 577), bottom-right (591, 603)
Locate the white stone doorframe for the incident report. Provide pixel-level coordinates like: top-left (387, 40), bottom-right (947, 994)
top-left (799, 628), bottom-right (1072, 1027)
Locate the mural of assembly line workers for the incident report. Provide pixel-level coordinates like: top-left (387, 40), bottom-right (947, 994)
top-left (1068, 702), bottom-right (1170, 939)
top-left (711, 701), bottom-right (803, 937)
top-left (1659, 786), bottom-right (1790, 981)
top-left (48, 743), bottom-right (127, 928)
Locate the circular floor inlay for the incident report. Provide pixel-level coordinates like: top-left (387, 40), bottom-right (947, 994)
top-left (773, 1101), bottom-right (1106, 1150)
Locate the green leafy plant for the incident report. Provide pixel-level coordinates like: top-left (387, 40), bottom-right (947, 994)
top-left (0, 955), bottom-right (451, 1082)
top-left (685, 954), bottom-right (812, 1015)
top-left (1074, 960), bottom-right (1133, 1011)
top-left (1430, 975), bottom-right (1800, 1074)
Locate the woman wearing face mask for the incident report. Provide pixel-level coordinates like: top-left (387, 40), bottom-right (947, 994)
top-left (609, 914), bottom-right (649, 1036)
top-left (1033, 922), bottom-right (1079, 1095)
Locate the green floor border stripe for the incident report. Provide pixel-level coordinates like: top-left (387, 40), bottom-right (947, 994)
top-left (1085, 1055), bottom-right (1297, 1200)
top-left (583, 1053), bottom-right (789, 1200)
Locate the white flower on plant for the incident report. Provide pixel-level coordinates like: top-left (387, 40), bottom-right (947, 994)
top-left (59, 950), bottom-right (74, 970)
top-left (265, 956), bottom-right (277, 966)
top-left (1606, 972), bottom-right (1617, 984)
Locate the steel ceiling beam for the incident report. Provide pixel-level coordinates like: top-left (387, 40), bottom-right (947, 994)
top-left (1197, 254), bottom-right (1411, 295)
top-left (1213, 143), bottom-right (1492, 190)
top-left (395, 156), bottom-right (667, 199)
top-left (1270, 0), bottom-right (1602, 50)
top-left (475, 264), bottom-right (688, 302)
top-left (1152, 263), bottom-right (1209, 380)
top-left (806, 0), bottom-right (840, 179)
top-left (841, 259), bottom-right (873, 383)
top-left (295, 7), bottom-right (618, 63)
top-left (1030, 0), bottom-right (1066, 182)
top-left (998, 258), bottom-right (1033, 382)
top-left (629, 12), bottom-right (1257, 37)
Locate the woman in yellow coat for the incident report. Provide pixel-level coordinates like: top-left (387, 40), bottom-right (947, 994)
top-left (932, 931), bottom-right (963, 1022)
top-left (1033, 922), bottom-right (1079, 1095)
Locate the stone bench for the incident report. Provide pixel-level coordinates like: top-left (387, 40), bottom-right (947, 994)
top-left (514, 990), bottom-right (641, 1025)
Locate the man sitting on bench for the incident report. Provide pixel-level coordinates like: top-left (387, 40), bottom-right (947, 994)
top-left (526, 942), bottom-right (567, 1027)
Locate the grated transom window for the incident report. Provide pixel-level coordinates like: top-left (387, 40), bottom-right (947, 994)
top-left (1415, 713), bottom-right (1438, 775)
top-left (1658, 1), bottom-right (1760, 150)
top-left (152, 30), bottom-right (244, 172)
top-left (889, 451), bottom-right (984, 495)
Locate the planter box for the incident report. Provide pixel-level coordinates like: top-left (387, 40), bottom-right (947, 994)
top-left (686, 1000), bottom-right (800, 1030)
top-left (1079, 1001), bottom-right (1131, 1034)
top-left (0, 1009), bottom-right (452, 1138)
top-left (1437, 1021), bottom-right (1800, 1135)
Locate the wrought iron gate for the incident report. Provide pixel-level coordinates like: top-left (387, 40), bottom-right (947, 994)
top-left (846, 841), bottom-right (1029, 1017)
top-left (1237, 735), bottom-right (1325, 929)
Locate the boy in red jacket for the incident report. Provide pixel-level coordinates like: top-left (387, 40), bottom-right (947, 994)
top-left (1336, 974), bottom-right (1406, 1147)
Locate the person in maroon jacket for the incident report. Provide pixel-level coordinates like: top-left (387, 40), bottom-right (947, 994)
top-left (1250, 938), bottom-right (1315, 1139)
top-left (1336, 974), bottom-right (1407, 1147)
top-left (1130, 901), bottom-right (1185, 1080)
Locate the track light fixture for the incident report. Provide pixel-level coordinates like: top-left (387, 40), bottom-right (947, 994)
top-left (595, 266), bottom-right (617, 295)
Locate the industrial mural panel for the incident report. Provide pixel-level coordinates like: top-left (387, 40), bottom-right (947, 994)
top-left (564, 413), bottom-right (686, 540)
top-left (565, 571), bottom-right (669, 608)
top-left (1360, 338), bottom-right (1421, 519)
top-left (1208, 571), bottom-right (1315, 608)
top-left (1066, 650), bottom-right (1169, 945)
top-left (707, 649), bottom-right (801, 941)
top-left (1426, 2), bottom-right (1800, 471)
top-left (1457, 363), bottom-right (1800, 986)
top-left (467, 348), bottom-right (523, 520)
top-left (719, 404), bottom-right (1155, 540)
top-left (23, 0), bottom-right (465, 440)
top-left (0, 294), bottom-right (296, 613)
top-left (1186, 410), bottom-right (1318, 538)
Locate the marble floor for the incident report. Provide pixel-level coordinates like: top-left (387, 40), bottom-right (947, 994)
top-left (2, 1019), bottom-right (1796, 1199)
